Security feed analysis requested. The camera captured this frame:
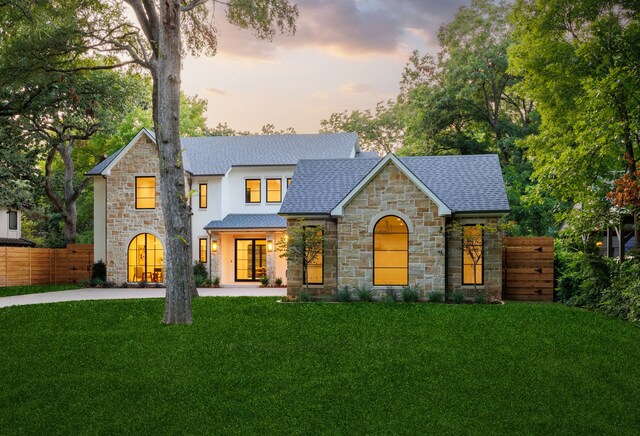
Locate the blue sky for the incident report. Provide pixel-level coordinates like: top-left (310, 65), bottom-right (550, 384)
top-left (180, 0), bottom-right (469, 133)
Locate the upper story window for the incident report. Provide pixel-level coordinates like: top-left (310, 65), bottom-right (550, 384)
top-left (135, 177), bottom-right (156, 209)
top-left (462, 225), bottom-right (483, 285)
top-left (8, 211), bottom-right (17, 230)
top-left (373, 216), bottom-right (408, 286)
top-left (199, 183), bottom-right (207, 209)
top-left (287, 178), bottom-right (292, 188)
top-left (266, 179), bottom-right (282, 203)
top-left (245, 179), bottom-right (261, 203)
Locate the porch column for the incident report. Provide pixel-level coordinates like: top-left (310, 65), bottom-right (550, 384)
top-left (266, 232), bottom-right (275, 282)
top-left (210, 232), bottom-right (220, 281)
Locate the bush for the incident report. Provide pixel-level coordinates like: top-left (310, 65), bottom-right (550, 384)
top-left (298, 290), bottom-right (311, 302)
top-left (92, 260), bottom-right (107, 283)
top-left (355, 284), bottom-right (374, 302)
top-left (474, 292), bottom-right (488, 304)
top-left (450, 291), bottom-right (466, 304)
top-left (274, 277), bottom-right (283, 286)
top-left (212, 276), bottom-right (220, 287)
top-left (427, 290), bottom-right (444, 303)
top-left (193, 261), bottom-right (207, 287)
top-left (555, 250), bottom-right (614, 307)
top-left (335, 286), bottom-right (352, 302)
top-left (401, 286), bottom-right (420, 302)
top-left (383, 287), bottom-right (398, 303)
top-left (260, 276), bottom-right (270, 287)
top-left (202, 278), bottom-right (213, 288)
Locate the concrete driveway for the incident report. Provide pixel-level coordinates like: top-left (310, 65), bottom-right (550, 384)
top-left (0, 287), bottom-right (286, 308)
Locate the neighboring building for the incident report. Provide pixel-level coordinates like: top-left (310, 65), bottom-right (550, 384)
top-left (279, 154), bottom-right (510, 299)
top-left (86, 128), bottom-right (373, 285)
top-left (0, 209), bottom-right (35, 247)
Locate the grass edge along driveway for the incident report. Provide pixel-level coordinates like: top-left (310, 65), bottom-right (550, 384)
top-left (1, 298), bottom-right (639, 435)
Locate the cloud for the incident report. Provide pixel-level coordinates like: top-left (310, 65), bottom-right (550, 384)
top-left (212, 0), bottom-right (469, 59)
top-left (204, 87), bottom-right (229, 97)
top-left (340, 83), bottom-right (373, 94)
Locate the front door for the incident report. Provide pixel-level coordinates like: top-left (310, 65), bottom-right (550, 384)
top-left (235, 239), bottom-right (267, 281)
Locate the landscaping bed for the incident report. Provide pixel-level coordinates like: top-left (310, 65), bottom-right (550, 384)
top-left (1, 298), bottom-right (639, 434)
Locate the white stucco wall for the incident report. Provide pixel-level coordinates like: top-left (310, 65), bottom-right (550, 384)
top-left (0, 209), bottom-right (21, 239)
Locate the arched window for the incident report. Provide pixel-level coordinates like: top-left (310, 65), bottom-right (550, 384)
top-left (373, 216), bottom-right (408, 286)
top-left (127, 233), bottom-right (164, 282)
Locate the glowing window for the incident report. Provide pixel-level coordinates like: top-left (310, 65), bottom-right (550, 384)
top-left (374, 216), bottom-right (408, 286)
top-left (287, 178), bottom-right (292, 188)
top-left (135, 177), bottom-right (155, 209)
top-left (127, 233), bottom-right (163, 283)
top-left (462, 226), bottom-right (483, 285)
top-left (266, 179), bottom-right (282, 203)
top-left (199, 183), bottom-right (207, 209)
top-left (245, 179), bottom-right (261, 203)
top-left (199, 238), bottom-right (207, 263)
top-left (304, 227), bottom-right (323, 285)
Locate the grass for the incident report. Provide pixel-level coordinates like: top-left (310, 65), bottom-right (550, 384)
top-left (1, 299), bottom-right (640, 434)
top-left (0, 284), bottom-right (84, 298)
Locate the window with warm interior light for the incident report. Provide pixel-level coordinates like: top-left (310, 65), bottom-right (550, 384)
top-left (373, 216), bottom-right (408, 286)
top-left (135, 176), bottom-right (156, 209)
top-left (245, 179), bottom-right (261, 203)
top-left (266, 179), bottom-right (282, 203)
top-left (462, 225), bottom-right (483, 285)
top-left (8, 211), bottom-right (17, 230)
top-left (199, 183), bottom-right (207, 208)
top-left (304, 226), bottom-right (323, 285)
top-left (199, 238), bottom-right (207, 263)
top-left (287, 178), bottom-right (291, 188)
top-left (127, 233), bottom-right (163, 282)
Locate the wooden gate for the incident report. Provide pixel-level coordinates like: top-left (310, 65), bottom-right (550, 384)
top-left (503, 237), bottom-right (554, 301)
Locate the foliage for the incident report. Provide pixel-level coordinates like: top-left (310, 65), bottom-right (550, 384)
top-left (450, 291), bottom-right (466, 304)
top-left (2, 299), bottom-right (640, 433)
top-left (427, 291), bottom-right (444, 303)
top-left (474, 293), bottom-right (488, 304)
top-left (260, 276), bottom-right (270, 287)
top-left (335, 286), bottom-right (352, 303)
top-left (212, 276), bottom-right (220, 287)
top-left (401, 286), bottom-right (421, 302)
top-left (91, 261), bottom-right (107, 283)
top-left (297, 290), bottom-right (311, 303)
top-left (274, 277), bottom-right (283, 287)
top-left (193, 261), bottom-right (208, 287)
top-left (355, 284), bottom-right (374, 302)
top-left (276, 220), bottom-right (324, 294)
top-left (383, 287), bottom-right (398, 303)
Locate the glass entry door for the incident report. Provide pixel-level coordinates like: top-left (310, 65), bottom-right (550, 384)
top-left (235, 239), bottom-right (267, 281)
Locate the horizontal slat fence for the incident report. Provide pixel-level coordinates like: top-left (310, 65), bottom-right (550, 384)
top-left (503, 237), bottom-right (554, 301)
top-left (0, 244), bottom-right (93, 287)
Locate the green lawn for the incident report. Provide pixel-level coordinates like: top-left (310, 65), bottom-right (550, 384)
top-left (1, 299), bottom-right (639, 434)
top-left (0, 284), bottom-right (84, 298)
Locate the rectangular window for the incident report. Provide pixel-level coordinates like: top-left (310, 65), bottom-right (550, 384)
top-left (287, 178), bottom-right (292, 188)
top-left (8, 211), bottom-right (17, 230)
top-left (304, 226), bottom-right (323, 285)
top-left (135, 176), bottom-right (156, 209)
top-left (199, 183), bottom-right (207, 209)
top-left (266, 179), bottom-right (282, 203)
top-left (462, 225), bottom-right (483, 285)
top-left (199, 238), bottom-right (207, 263)
top-left (245, 179), bottom-right (261, 203)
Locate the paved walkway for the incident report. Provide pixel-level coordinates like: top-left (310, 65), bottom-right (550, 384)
top-left (0, 287), bottom-right (286, 308)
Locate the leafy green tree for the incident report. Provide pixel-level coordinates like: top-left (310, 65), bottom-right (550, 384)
top-left (509, 0), bottom-right (640, 247)
top-left (276, 221), bottom-right (324, 296)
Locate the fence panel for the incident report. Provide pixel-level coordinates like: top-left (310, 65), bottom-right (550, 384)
top-left (503, 237), bottom-right (554, 301)
top-left (0, 244), bottom-right (93, 287)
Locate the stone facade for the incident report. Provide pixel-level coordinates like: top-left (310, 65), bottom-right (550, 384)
top-left (446, 217), bottom-right (503, 299)
top-left (105, 136), bottom-right (166, 284)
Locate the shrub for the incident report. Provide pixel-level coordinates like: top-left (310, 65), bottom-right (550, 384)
top-left (474, 292), bottom-right (488, 304)
top-left (91, 278), bottom-right (105, 288)
top-left (355, 284), bottom-right (374, 302)
top-left (450, 291), bottom-right (466, 304)
top-left (298, 290), bottom-right (311, 302)
top-left (401, 286), bottom-right (420, 303)
top-left (260, 276), bottom-right (270, 287)
top-left (555, 250), bottom-right (613, 307)
top-left (427, 290), bottom-right (444, 303)
top-left (212, 276), bottom-right (220, 287)
top-left (274, 277), bottom-right (283, 286)
top-left (91, 260), bottom-right (107, 283)
top-left (193, 261), bottom-right (207, 287)
top-left (383, 287), bottom-right (398, 303)
top-left (202, 278), bottom-right (213, 288)
top-left (335, 286), bottom-right (352, 302)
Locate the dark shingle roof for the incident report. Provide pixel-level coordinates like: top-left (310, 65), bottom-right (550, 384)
top-left (0, 237), bottom-right (36, 247)
top-left (182, 133), bottom-right (358, 175)
top-left (280, 154), bottom-right (509, 215)
top-left (85, 146), bottom-right (125, 176)
top-left (204, 214), bottom-right (287, 230)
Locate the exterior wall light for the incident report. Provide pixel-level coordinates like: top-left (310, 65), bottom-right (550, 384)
top-left (267, 241), bottom-right (274, 252)
top-left (211, 241), bottom-right (218, 253)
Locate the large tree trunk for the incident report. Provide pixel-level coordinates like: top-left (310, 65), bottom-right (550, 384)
top-left (59, 143), bottom-right (77, 244)
top-left (156, 0), bottom-right (196, 324)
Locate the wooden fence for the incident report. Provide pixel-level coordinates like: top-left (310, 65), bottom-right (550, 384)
top-left (0, 244), bottom-right (93, 287)
top-left (503, 237), bottom-right (554, 301)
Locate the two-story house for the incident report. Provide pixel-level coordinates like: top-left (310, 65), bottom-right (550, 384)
top-left (0, 209), bottom-right (34, 247)
top-left (87, 128), bottom-right (375, 285)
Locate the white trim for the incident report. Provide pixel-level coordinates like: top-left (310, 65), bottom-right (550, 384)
top-left (330, 154), bottom-right (452, 217)
top-left (368, 210), bottom-right (414, 233)
top-left (102, 128), bottom-right (155, 176)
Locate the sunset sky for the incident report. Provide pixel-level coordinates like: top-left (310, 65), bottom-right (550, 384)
top-left (180, 0), bottom-right (469, 133)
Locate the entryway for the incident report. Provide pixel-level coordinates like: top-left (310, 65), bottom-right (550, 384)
top-left (235, 239), bottom-right (267, 281)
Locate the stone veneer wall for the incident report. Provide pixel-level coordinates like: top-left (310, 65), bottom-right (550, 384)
top-left (446, 217), bottom-right (503, 299)
top-left (337, 161), bottom-right (446, 297)
top-left (286, 218), bottom-right (337, 297)
top-left (105, 136), bottom-right (166, 284)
